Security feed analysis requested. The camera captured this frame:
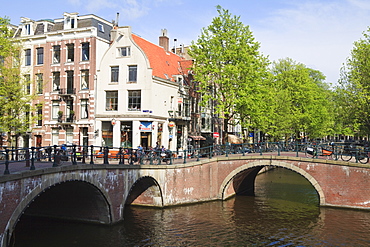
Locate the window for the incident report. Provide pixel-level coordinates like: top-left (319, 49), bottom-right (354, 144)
top-left (52, 72), bottom-right (60, 91)
top-left (36, 73), bottom-right (43, 94)
top-left (118, 47), bottom-right (130, 57)
top-left (23, 74), bottom-right (31, 94)
top-left (25, 49), bottom-right (31, 66)
top-left (67, 44), bottom-right (74, 62)
top-left (52, 128), bottom-right (59, 145)
top-left (25, 24), bottom-right (31, 35)
top-left (102, 121), bottom-right (113, 147)
top-left (128, 90), bottom-right (141, 111)
top-left (106, 91), bottom-right (118, 111)
top-left (81, 99), bottom-right (89, 119)
top-left (98, 23), bottom-right (104, 32)
top-left (53, 45), bottom-right (60, 64)
top-left (81, 70), bottom-right (89, 89)
top-left (66, 71), bottom-right (74, 94)
top-left (111, 66), bottom-right (119, 83)
top-left (81, 42), bottom-right (89, 61)
top-left (37, 104), bottom-right (42, 126)
top-left (52, 101), bottom-right (60, 119)
top-left (36, 47), bottom-right (44, 65)
top-left (128, 65), bottom-right (137, 82)
top-left (66, 128), bottom-right (73, 144)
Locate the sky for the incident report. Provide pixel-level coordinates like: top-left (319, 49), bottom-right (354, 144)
top-left (2, 0), bottom-right (370, 85)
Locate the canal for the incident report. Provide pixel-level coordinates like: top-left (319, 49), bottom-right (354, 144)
top-left (11, 168), bottom-right (370, 246)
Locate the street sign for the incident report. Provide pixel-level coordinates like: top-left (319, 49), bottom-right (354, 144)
top-left (213, 132), bottom-right (219, 138)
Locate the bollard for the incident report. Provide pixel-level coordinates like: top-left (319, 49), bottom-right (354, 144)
top-left (72, 144), bottom-right (77, 165)
top-left (81, 147), bottom-right (86, 164)
top-left (52, 145), bottom-right (58, 167)
top-left (90, 145), bottom-right (94, 164)
top-left (103, 146), bottom-right (109, 165)
top-left (25, 148), bottom-right (30, 167)
top-left (30, 147), bottom-right (35, 170)
top-left (4, 149), bottom-right (10, 175)
top-left (119, 147), bottom-right (124, 165)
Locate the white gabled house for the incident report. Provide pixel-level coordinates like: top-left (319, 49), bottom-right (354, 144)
top-left (95, 26), bottom-right (192, 151)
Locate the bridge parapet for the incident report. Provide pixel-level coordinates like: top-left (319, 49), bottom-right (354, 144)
top-left (1, 155), bottom-right (370, 247)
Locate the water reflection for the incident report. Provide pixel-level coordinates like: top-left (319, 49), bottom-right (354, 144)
top-left (12, 168), bottom-right (370, 246)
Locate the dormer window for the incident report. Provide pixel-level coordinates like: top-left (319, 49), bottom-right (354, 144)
top-left (25, 24), bottom-right (31, 35)
top-left (118, 47), bottom-right (131, 57)
top-left (98, 23), bottom-right (104, 32)
top-left (63, 12), bottom-right (78, 30)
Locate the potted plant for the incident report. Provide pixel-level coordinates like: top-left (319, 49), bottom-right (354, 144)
top-left (57, 111), bottom-right (63, 122)
top-left (69, 110), bottom-right (75, 122)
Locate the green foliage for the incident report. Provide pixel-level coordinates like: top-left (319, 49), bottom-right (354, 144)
top-left (338, 27), bottom-right (370, 136)
top-left (268, 58), bottom-right (334, 140)
top-left (0, 17), bottom-right (36, 145)
top-left (189, 6), bottom-right (270, 140)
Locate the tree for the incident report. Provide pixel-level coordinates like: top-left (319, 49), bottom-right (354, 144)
top-left (0, 17), bottom-right (36, 148)
top-left (338, 27), bottom-right (370, 137)
top-left (189, 6), bottom-right (270, 143)
top-left (268, 58), bottom-right (334, 141)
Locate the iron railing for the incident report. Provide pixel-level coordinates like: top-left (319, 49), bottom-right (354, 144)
top-left (1, 142), bottom-right (369, 175)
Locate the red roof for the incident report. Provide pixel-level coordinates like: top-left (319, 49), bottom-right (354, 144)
top-left (132, 34), bottom-right (191, 81)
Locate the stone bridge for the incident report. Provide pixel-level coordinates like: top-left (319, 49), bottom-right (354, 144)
top-left (1, 155), bottom-right (370, 246)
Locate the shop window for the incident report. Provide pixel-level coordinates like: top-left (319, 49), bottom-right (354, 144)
top-left (102, 121), bottom-right (113, 147)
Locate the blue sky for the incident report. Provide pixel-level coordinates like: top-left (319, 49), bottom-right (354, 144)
top-left (2, 0), bottom-right (370, 84)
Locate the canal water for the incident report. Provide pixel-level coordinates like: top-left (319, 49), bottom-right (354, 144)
top-left (12, 168), bottom-right (370, 246)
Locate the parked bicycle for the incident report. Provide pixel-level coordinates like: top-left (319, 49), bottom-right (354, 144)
top-left (340, 143), bottom-right (369, 164)
top-left (305, 144), bottom-right (335, 159)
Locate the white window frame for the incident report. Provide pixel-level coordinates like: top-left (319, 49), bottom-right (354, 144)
top-left (118, 47), bottom-right (131, 57)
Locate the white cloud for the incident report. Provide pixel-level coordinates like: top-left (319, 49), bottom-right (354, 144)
top-left (252, 0), bottom-right (370, 84)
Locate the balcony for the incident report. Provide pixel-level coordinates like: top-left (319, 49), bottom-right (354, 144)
top-left (57, 114), bottom-right (76, 124)
top-left (58, 88), bottom-right (76, 95)
top-left (168, 110), bottom-right (191, 122)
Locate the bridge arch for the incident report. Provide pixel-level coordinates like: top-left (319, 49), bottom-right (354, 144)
top-left (5, 176), bottom-right (113, 246)
top-left (125, 176), bottom-right (163, 207)
top-left (219, 160), bottom-right (325, 205)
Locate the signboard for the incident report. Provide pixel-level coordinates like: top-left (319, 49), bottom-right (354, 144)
top-left (213, 132), bottom-right (220, 138)
top-left (140, 121), bottom-right (152, 132)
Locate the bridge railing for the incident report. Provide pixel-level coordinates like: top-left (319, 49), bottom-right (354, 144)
top-left (1, 142), bottom-right (369, 175)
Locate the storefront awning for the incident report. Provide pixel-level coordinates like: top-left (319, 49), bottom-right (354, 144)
top-left (189, 135), bottom-right (206, 141)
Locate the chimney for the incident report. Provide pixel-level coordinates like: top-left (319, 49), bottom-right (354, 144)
top-left (159, 29), bottom-right (169, 52)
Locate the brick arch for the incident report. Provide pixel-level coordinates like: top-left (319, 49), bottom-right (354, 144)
top-left (125, 176), bottom-right (163, 207)
top-left (5, 174), bottom-right (113, 245)
top-left (218, 160), bottom-right (325, 205)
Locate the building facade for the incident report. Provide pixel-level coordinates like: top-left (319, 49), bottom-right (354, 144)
top-left (95, 27), bottom-right (192, 151)
top-left (14, 13), bottom-right (113, 148)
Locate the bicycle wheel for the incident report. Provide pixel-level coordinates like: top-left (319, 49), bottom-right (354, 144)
top-left (357, 153), bottom-right (368, 164)
top-left (341, 152), bottom-right (352, 162)
top-left (305, 147), bottom-right (316, 158)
